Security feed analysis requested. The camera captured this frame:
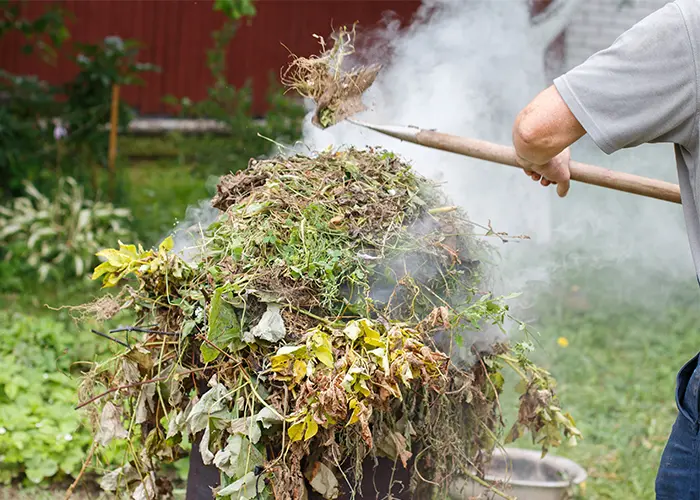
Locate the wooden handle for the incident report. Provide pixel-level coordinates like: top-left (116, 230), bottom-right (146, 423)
top-left (108, 84), bottom-right (121, 200)
top-left (416, 129), bottom-right (682, 204)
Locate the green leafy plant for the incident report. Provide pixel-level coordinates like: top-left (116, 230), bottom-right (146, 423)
top-left (0, 1), bottom-right (69, 198)
top-left (0, 72), bottom-right (61, 198)
top-left (62, 36), bottom-right (159, 168)
top-left (213, 0), bottom-right (256, 20)
top-left (0, 312), bottom-right (113, 485)
top-left (0, 177), bottom-right (133, 282)
top-left (162, 9), bottom-right (304, 177)
top-left (0, 2), bottom-right (157, 201)
top-left (0, 0), bottom-right (71, 63)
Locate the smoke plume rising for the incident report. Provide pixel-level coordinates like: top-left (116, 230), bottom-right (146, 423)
top-left (299, 0), bottom-right (697, 314)
top-left (168, 0), bottom-right (698, 330)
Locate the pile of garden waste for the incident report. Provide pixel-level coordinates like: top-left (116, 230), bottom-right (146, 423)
top-left (77, 148), bottom-right (579, 499)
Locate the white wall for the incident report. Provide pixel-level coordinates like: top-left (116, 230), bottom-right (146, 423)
top-left (565, 0), bottom-right (669, 70)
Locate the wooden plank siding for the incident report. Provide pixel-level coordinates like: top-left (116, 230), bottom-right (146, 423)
top-left (1, 1), bottom-right (564, 115)
top-left (0, 0), bottom-right (423, 116)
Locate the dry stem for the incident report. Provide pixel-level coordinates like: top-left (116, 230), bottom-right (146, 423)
top-left (63, 440), bottom-right (97, 500)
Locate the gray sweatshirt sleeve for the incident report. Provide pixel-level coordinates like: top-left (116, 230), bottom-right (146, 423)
top-left (553, 1), bottom-right (697, 154)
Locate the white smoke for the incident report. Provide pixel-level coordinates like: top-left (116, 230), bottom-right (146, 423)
top-left (305, 0), bottom-right (552, 240)
top-left (171, 177), bottom-right (222, 262)
top-left (297, 0), bottom-right (696, 311)
top-left (168, 0), bottom-right (697, 317)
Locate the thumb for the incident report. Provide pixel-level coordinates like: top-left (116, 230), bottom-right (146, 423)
top-left (556, 180), bottom-right (570, 198)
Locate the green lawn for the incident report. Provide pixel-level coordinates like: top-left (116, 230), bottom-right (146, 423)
top-left (123, 159), bottom-right (213, 245)
top-left (502, 276), bottom-right (700, 499)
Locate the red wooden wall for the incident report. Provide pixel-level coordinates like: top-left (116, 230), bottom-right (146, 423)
top-left (0, 0), bottom-right (423, 116)
top-left (1, 0), bottom-right (563, 116)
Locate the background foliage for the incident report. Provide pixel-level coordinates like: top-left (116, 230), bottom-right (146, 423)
top-left (0, 177), bottom-right (132, 283)
top-left (0, 312), bottom-right (107, 485)
top-left (1, 0), bottom-right (158, 198)
top-left (0, 0), bottom-right (301, 491)
top-left (213, 0), bottom-right (256, 20)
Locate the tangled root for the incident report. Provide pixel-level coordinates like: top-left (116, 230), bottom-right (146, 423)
top-left (59, 295), bottom-right (123, 323)
top-left (282, 25), bottom-right (381, 128)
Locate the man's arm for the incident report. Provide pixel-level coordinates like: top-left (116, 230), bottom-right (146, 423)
top-left (514, 0), bottom-right (697, 198)
top-left (512, 85), bottom-right (586, 197)
top-left (513, 85), bottom-right (585, 165)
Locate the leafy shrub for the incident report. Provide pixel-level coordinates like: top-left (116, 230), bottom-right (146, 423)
top-left (0, 259), bottom-right (25, 294)
top-left (0, 0), bottom-right (68, 198)
top-left (213, 0), bottom-right (256, 19)
top-left (1, 1), bottom-right (157, 201)
top-left (63, 36), bottom-right (158, 169)
top-left (162, 17), bottom-right (304, 177)
top-left (0, 312), bottom-right (108, 485)
top-left (0, 0), bottom-right (70, 62)
top-left (0, 177), bottom-right (133, 282)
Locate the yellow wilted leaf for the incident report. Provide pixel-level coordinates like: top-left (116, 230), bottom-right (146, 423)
top-left (91, 260), bottom-right (117, 280)
top-left (310, 331), bottom-right (334, 368)
top-left (276, 345), bottom-right (306, 357)
top-left (93, 242), bottom-right (153, 288)
top-left (362, 324), bottom-right (384, 348)
top-left (356, 318), bottom-right (372, 331)
top-left (288, 421), bottom-right (305, 442)
top-left (96, 248), bottom-right (132, 268)
top-left (270, 354), bottom-right (292, 372)
top-left (293, 360), bottom-right (307, 383)
top-left (357, 318), bottom-right (384, 347)
top-left (159, 235), bottom-right (174, 253)
top-left (117, 241), bottom-right (139, 258)
top-left (103, 271), bottom-right (124, 288)
top-left (347, 400), bottom-right (361, 425)
top-left (304, 416), bottom-right (319, 441)
top-left (354, 379), bottom-right (371, 398)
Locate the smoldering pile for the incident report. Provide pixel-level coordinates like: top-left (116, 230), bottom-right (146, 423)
top-left (78, 148), bottom-right (579, 499)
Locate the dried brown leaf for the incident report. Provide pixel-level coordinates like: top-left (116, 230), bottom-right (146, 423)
top-left (95, 402), bottom-right (128, 446)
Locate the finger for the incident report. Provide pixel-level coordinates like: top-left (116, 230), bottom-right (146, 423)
top-left (530, 173), bottom-right (542, 181)
top-left (541, 179), bottom-right (551, 187)
top-left (557, 180), bottom-right (570, 198)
